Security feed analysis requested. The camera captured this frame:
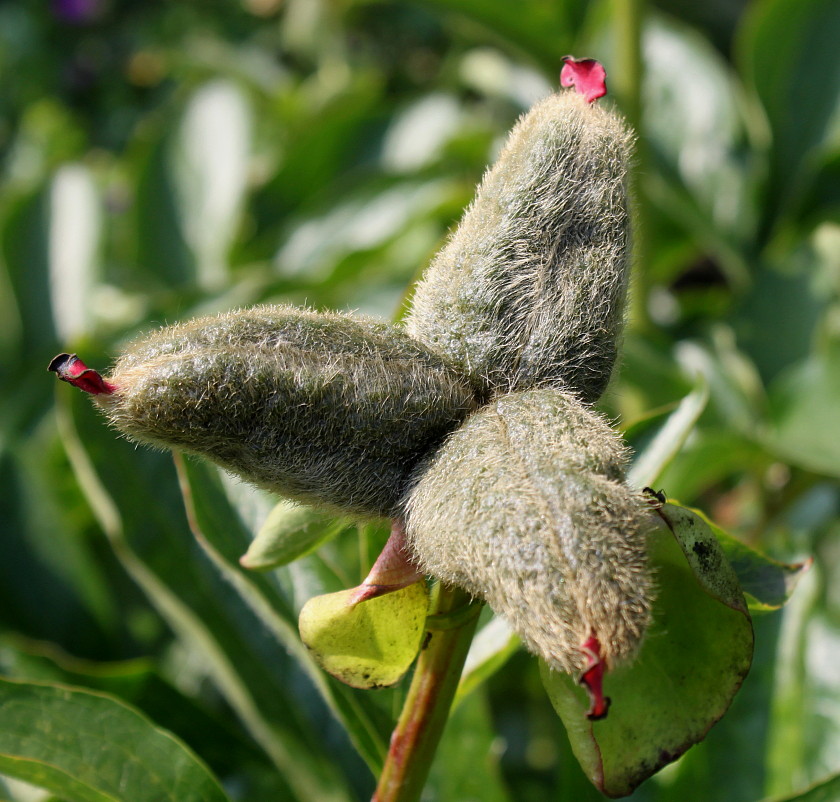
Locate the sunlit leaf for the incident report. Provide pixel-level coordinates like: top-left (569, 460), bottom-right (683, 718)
top-left (764, 560), bottom-right (840, 798)
top-left (299, 582), bottom-right (429, 689)
top-left (643, 15), bottom-right (755, 285)
top-left (48, 164), bottom-right (101, 344)
top-left (626, 377), bottom-right (708, 489)
top-left (766, 773), bottom-right (840, 802)
top-left (174, 81), bottom-right (252, 289)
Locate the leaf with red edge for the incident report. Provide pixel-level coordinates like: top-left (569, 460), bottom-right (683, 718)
top-left (541, 502), bottom-right (754, 797)
top-left (560, 56), bottom-right (608, 103)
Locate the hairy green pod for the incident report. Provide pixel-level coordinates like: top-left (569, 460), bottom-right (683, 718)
top-left (96, 305), bottom-right (477, 518)
top-left (402, 389), bottom-right (653, 674)
top-left (405, 91), bottom-right (633, 403)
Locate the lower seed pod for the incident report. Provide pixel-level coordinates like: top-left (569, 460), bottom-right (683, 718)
top-left (402, 388), bottom-right (654, 679)
top-left (77, 305), bottom-right (478, 518)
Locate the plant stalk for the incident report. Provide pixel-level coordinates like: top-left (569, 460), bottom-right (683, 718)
top-left (613, 0), bottom-right (651, 334)
top-left (372, 584), bottom-right (481, 802)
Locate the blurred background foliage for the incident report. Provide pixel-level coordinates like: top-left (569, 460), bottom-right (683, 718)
top-left (1, 0), bottom-right (839, 800)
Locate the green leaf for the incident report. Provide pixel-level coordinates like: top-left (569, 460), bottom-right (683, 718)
top-left (0, 411), bottom-right (116, 649)
top-left (239, 500), bottom-right (347, 571)
top-left (767, 344), bottom-right (840, 478)
top-left (763, 556), bottom-right (840, 798)
top-left (57, 392), bottom-right (357, 802)
top-left (675, 330), bottom-right (767, 434)
top-left (174, 457), bottom-right (391, 774)
top-left (643, 15), bottom-right (755, 286)
top-left (766, 773), bottom-right (840, 802)
top-left (131, 132), bottom-right (196, 289)
top-left (541, 502), bottom-right (753, 797)
top-left (0, 635), bottom-right (291, 798)
top-left (454, 616), bottom-right (520, 706)
top-left (691, 507), bottom-right (811, 612)
top-left (653, 429), bottom-right (767, 502)
top-left (626, 377), bottom-right (709, 489)
top-left (0, 677), bottom-right (230, 802)
top-left (738, 0), bottom-right (840, 235)
top-left (299, 582), bottom-right (429, 689)
top-left (1, 187), bottom-right (57, 360)
top-left (427, 690), bottom-right (512, 802)
top-left (412, 0), bottom-right (580, 72)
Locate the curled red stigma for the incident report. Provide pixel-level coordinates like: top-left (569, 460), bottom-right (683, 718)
top-left (48, 353), bottom-right (116, 395)
top-left (560, 56), bottom-right (608, 103)
top-left (579, 633), bottom-right (611, 720)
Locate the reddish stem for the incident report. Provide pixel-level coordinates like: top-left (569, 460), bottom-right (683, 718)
top-left (348, 520), bottom-right (424, 606)
top-left (372, 584), bottom-right (479, 802)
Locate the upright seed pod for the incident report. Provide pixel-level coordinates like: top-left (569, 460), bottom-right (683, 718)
top-left (402, 389), bottom-right (654, 688)
top-left (405, 86), bottom-right (633, 403)
top-left (53, 305), bottom-right (477, 518)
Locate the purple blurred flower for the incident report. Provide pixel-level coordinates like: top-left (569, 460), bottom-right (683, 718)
top-left (52, 0), bottom-right (101, 24)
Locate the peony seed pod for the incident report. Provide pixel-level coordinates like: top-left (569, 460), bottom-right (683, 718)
top-left (66, 305), bottom-right (478, 518)
top-left (402, 389), bottom-right (654, 688)
top-left (405, 87), bottom-right (633, 403)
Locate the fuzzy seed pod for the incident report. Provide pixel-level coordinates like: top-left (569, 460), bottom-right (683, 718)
top-left (405, 90), bottom-right (633, 403)
top-left (92, 305), bottom-right (478, 518)
top-left (402, 389), bottom-right (654, 676)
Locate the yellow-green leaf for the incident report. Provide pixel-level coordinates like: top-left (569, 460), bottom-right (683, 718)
top-left (299, 582), bottom-right (429, 689)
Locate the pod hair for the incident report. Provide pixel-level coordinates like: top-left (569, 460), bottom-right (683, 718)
top-left (405, 90), bottom-right (633, 404)
top-left (402, 388), bottom-right (654, 675)
top-left (89, 305), bottom-right (478, 518)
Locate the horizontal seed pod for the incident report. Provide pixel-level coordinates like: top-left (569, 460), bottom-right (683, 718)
top-left (405, 91), bottom-right (633, 403)
top-left (402, 388), bottom-right (654, 675)
top-left (93, 305), bottom-right (478, 518)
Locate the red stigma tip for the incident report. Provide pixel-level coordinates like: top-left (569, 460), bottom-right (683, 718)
top-left (48, 353), bottom-right (116, 395)
top-left (579, 634), bottom-right (611, 720)
top-left (560, 56), bottom-right (607, 103)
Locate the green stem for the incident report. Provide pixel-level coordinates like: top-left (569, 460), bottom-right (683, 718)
top-left (613, 0), bottom-right (643, 133)
top-left (613, 0), bottom-right (651, 334)
top-left (372, 585), bottom-right (481, 802)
